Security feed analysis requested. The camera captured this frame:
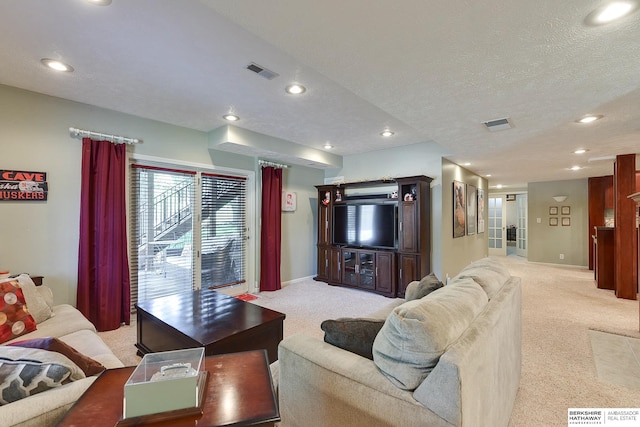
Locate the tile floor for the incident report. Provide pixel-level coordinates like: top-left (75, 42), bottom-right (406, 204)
top-left (589, 330), bottom-right (640, 390)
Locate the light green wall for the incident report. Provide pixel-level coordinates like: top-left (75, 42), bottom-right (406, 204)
top-left (527, 179), bottom-right (589, 266)
top-left (280, 166), bottom-right (324, 281)
top-left (440, 159), bottom-right (489, 280)
top-left (0, 84), bottom-right (320, 304)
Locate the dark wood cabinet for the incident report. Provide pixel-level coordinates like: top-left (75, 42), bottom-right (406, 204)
top-left (314, 176), bottom-right (431, 298)
top-left (399, 201), bottom-right (418, 252)
top-left (316, 246), bottom-right (330, 282)
top-left (375, 251), bottom-right (396, 294)
top-left (338, 248), bottom-right (396, 294)
top-left (398, 253), bottom-right (419, 297)
top-left (396, 177), bottom-right (431, 296)
top-left (342, 249), bottom-right (376, 290)
top-left (329, 246), bottom-right (342, 283)
top-left (594, 227), bottom-right (615, 290)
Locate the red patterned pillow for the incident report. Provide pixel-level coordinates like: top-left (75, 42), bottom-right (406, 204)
top-left (0, 280), bottom-right (37, 344)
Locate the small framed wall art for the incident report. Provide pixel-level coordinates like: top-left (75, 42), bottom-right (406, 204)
top-left (282, 191), bottom-right (297, 211)
top-left (549, 206), bottom-right (558, 215)
top-left (453, 180), bottom-right (466, 238)
top-left (561, 206), bottom-right (571, 215)
top-left (549, 217), bottom-right (558, 226)
top-left (562, 217), bottom-right (571, 226)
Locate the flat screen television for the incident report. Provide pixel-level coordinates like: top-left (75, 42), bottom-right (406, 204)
top-left (332, 203), bottom-right (397, 249)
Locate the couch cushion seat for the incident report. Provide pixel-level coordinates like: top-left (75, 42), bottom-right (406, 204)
top-left (5, 305), bottom-right (96, 345)
top-left (59, 330), bottom-right (124, 369)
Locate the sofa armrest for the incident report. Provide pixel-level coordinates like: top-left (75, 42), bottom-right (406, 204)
top-left (0, 376), bottom-right (97, 427)
top-left (278, 334), bottom-right (452, 427)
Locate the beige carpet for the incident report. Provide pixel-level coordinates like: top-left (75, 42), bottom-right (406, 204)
top-left (98, 256), bottom-right (640, 426)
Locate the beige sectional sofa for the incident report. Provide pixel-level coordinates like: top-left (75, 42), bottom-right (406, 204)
top-left (277, 258), bottom-right (522, 427)
top-left (0, 275), bottom-right (124, 427)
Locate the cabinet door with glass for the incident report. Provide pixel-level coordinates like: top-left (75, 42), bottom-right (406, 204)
top-left (342, 250), bottom-right (358, 286)
top-left (341, 249), bottom-right (375, 290)
top-left (358, 251), bottom-right (375, 290)
top-left (329, 247), bottom-right (342, 283)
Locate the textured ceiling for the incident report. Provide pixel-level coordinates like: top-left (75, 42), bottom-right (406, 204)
top-left (1, 0), bottom-right (639, 188)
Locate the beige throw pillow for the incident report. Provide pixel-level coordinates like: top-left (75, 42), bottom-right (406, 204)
top-left (15, 274), bottom-right (53, 324)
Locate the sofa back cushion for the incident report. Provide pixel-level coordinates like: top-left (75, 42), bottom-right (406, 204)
top-left (372, 278), bottom-right (488, 390)
top-left (454, 258), bottom-right (511, 299)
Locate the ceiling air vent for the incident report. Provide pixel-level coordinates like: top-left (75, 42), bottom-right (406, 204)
top-left (483, 117), bottom-right (512, 132)
top-left (246, 62), bottom-right (279, 80)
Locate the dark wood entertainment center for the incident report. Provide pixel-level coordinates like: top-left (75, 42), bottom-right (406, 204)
top-left (315, 175), bottom-right (432, 298)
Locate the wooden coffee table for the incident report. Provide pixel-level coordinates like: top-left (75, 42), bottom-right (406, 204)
top-left (135, 289), bottom-right (285, 363)
top-left (57, 350), bottom-right (279, 427)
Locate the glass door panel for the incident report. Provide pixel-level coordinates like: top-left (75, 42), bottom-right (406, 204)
top-left (488, 196), bottom-right (506, 256)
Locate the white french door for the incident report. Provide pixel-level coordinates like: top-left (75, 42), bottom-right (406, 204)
top-left (488, 196), bottom-right (506, 256)
top-left (516, 194), bottom-right (528, 257)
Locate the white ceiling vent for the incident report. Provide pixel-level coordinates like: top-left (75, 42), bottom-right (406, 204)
top-left (246, 62), bottom-right (279, 80)
top-left (483, 117), bottom-right (512, 132)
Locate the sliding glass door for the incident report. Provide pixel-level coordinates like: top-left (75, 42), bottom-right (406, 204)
top-left (201, 173), bottom-right (246, 289)
top-left (129, 165), bottom-right (248, 309)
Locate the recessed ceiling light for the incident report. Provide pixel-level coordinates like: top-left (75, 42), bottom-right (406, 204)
top-left (463, 162), bottom-right (471, 166)
top-left (324, 143), bottom-right (333, 150)
top-left (380, 129), bottom-right (394, 137)
top-left (574, 148), bottom-right (589, 154)
top-left (496, 184), bottom-right (503, 189)
top-left (596, 1), bottom-right (635, 23)
top-left (40, 58), bottom-right (74, 72)
top-left (87, 0), bottom-right (112, 5)
top-left (222, 114), bottom-right (240, 122)
top-left (585, 1), bottom-right (637, 25)
top-left (570, 165), bottom-right (582, 171)
top-left (485, 174), bottom-right (492, 177)
top-left (285, 84), bottom-right (306, 95)
top-left (576, 115), bottom-right (603, 124)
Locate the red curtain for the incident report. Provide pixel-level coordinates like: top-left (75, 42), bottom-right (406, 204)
top-left (260, 166), bottom-right (282, 291)
top-left (77, 138), bottom-right (131, 331)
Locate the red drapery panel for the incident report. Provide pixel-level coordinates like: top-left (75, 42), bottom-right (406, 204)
top-left (77, 138), bottom-right (131, 331)
top-left (260, 166), bottom-right (282, 291)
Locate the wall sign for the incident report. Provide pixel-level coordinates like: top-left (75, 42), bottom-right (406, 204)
top-left (0, 170), bottom-right (48, 201)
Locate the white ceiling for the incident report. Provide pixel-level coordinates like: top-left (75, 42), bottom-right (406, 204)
top-left (1, 0), bottom-right (639, 188)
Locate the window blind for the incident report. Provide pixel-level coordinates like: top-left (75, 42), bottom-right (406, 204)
top-left (129, 164), bottom-right (196, 310)
top-left (201, 173), bottom-right (247, 288)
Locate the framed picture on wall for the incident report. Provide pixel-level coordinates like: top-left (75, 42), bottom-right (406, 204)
top-left (561, 206), bottom-right (570, 215)
top-left (562, 217), bottom-right (571, 226)
top-left (549, 206), bottom-right (558, 215)
top-left (549, 217), bottom-right (558, 226)
top-left (466, 184), bottom-right (477, 235)
top-left (477, 188), bottom-right (485, 234)
top-left (282, 191), bottom-right (297, 211)
top-left (453, 180), bottom-right (465, 238)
